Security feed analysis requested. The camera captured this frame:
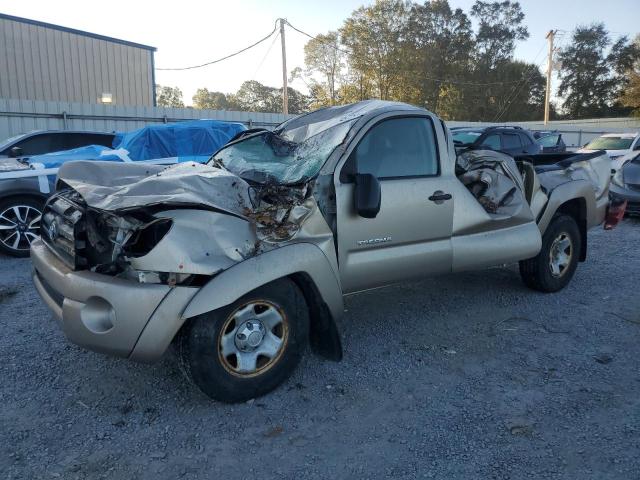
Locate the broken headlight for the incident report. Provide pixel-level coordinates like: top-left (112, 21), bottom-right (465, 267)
top-left (123, 218), bottom-right (172, 258)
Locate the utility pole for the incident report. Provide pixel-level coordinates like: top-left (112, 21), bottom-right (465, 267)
top-left (280, 18), bottom-right (288, 115)
top-left (544, 29), bottom-right (556, 126)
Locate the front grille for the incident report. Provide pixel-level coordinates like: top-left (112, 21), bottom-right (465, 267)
top-left (41, 192), bottom-right (88, 269)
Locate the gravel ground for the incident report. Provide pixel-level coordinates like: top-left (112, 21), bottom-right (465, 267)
top-left (1, 219), bottom-right (639, 480)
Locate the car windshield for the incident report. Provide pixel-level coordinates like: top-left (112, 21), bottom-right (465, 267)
top-left (585, 136), bottom-right (634, 150)
top-left (0, 133), bottom-right (26, 153)
top-left (211, 119), bottom-right (356, 184)
top-left (452, 130), bottom-right (482, 145)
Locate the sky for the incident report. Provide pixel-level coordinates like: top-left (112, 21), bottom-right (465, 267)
top-left (1, 0), bottom-right (639, 105)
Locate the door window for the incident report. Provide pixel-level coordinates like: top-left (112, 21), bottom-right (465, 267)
top-left (502, 133), bottom-right (522, 150)
top-left (519, 133), bottom-right (533, 146)
top-left (63, 133), bottom-right (114, 150)
top-left (481, 134), bottom-right (501, 150)
top-left (350, 117), bottom-right (439, 179)
top-left (13, 134), bottom-right (63, 156)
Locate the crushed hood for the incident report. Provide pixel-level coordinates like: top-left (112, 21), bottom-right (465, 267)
top-left (57, 160), bottom-right (252, 216)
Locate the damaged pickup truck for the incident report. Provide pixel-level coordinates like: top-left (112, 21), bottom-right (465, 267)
top-left (31, 101), bottom-right (619, 402)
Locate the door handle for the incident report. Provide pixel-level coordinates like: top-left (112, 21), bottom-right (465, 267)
top-left (428, 191), bottom-right (452, 204)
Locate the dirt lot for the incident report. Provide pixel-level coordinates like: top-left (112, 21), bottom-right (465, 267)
top-left (2, 219), bottom-right (639, 480)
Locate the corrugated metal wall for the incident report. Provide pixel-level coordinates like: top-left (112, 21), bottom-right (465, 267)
top-left (0, 98), bottom-right (293, 139)
top-left (0, 15), bottom-right (154, 106)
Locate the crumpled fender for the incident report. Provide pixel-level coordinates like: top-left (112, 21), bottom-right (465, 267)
top-left (537, 179), bottom-right (596, 234)
top-left (181, 242), bottom-right (344, 348)
top-left (182, 242), bottom-right (343, 320)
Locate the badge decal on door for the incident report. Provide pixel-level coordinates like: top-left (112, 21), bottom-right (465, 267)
top-left (357, 236), bottom-right (392, 246)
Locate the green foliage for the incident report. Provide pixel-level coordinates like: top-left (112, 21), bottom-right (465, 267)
top-left (558, 25), bottom-right (640, 118)
top-left (304, 31), bottom-right (344, 105)
top-left (301, 0), bottom-right (545, 121)
top-left (156, 86), bottom-right (184, 108)
top-left (226, 81), bottom-right (309, 114)
top-left (340, 0), bottom-right (412, 100)
top-left (192, 88), bottom-right (230, 110)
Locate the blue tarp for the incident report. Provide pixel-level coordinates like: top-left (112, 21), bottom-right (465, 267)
top-left (27, 120), bottom-right (246, 168)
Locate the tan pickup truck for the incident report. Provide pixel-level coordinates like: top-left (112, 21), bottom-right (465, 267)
top-left (31, 101), bottom-right (619, 402)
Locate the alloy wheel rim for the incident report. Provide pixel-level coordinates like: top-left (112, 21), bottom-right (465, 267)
top-left (218, 301), bottom-right (289, 377)
top-left (0, 205), bottom-right (41, 252)
top-left (549, 232), bottom-right (572, 278)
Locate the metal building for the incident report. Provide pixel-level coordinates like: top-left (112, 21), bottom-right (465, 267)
top-left (0, 13), bottom-right (156, 106)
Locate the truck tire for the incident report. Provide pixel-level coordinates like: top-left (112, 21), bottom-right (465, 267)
top-left (0, 196), bottom-right (43, 257)
top-left (519, 214), bottom-right (581, 293)
top-left (178, 278), bottom-right (309, 403)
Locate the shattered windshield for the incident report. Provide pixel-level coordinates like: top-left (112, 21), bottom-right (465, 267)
top-left (211, 119), bottom-right (356, 184)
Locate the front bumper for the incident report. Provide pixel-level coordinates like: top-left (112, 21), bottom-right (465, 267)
top-left (609, 184), bottom-right (640, 215)
top-left (31, 239), bottom-right (198, 362)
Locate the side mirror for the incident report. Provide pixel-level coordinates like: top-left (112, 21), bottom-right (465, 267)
top-left (634, 143), bottom-right (640, 151)
top-left (354, 173), bottom-right (381, 218)
top-left (9, 146), bottom-right (23, 158)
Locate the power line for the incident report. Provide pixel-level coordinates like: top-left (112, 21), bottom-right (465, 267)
top-left (251, 30), bottom-right (280, 80)
top-left (284, 20), bottom-right (352, 56)
top-left (156, 21), bottom-right (278, 71)
top-left (493, 41), bottom-right (550, 122)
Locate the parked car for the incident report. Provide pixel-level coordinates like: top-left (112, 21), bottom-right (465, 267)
top-left (578, 132), bottom-right (640, 172)
top-left (452, 125), bottom-right (542, 156)
top-left (0, 130), bottom-right (115, 160)
top-left (31, 100), bottom-right (618, 403)
top-left (610, 151), bottom-right (640, 216)
top-left (0, 120), bottom-right (245, 257)
top-left (533, 130), bottom-right (567, 153)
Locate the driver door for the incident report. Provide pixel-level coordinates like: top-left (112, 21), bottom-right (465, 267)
top-left (334, 115), bottom-right (455, 294)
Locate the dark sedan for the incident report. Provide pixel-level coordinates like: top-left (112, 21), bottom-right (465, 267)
top-left (609, 152), bottom-right (640, 216)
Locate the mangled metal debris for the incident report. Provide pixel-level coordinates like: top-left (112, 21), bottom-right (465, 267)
top-left (457, 149), bottom-right (526, 216)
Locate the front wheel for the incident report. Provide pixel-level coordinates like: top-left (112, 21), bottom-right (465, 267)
top-left (519, 214), bottom-right (581, 292)
top-left (178, 278), bottom-right (309, 403)
top-left (0, 197), bottom-right (43, 257)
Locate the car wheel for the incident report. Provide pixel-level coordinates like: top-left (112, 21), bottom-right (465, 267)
top-left (519, 214), bottom-right (581, 292)
top-left (178, 278), bottom-right (309, 403)
top-left (0, 197), bottom-right (43, 257)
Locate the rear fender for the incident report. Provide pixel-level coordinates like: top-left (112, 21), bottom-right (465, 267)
top-left (537, 180), bottom-right (594, 261)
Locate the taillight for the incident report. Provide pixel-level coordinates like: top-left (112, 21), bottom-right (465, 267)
top-left (604, 199), bottom-right (627, 230)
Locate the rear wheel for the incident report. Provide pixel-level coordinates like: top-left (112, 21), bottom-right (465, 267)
top-left (178, 278), bottom-right (309, 403)
top-left (519, 214), bottom-right (581, 292)
top-left (0, 197), bottom-right (43, 257)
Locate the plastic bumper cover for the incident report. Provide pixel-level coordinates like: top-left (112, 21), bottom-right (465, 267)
top-left (30, 239), bottom-right (198, 362)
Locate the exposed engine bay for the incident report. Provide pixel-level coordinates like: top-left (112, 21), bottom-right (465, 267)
top-left (40, 161), bottom-right (325, 286)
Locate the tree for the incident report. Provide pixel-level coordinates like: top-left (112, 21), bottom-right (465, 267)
top-left (621, 70), bottom-right (640, 116)
top-left (192, 88), bottom-right (231, 110)
top-left (610, 35), bottom-right (640, 116)
top-left (558, 24), bottom-right (618, 118)
top-left (340, 0), bottom-right (411, 100)
top-left (156, 85), bottom-right (184, 108)
top-left (229, 81), bottom-right (309, 114)
top-left (406, 0), bottom-right (474, 112)
top-left (304, 31), bottom-right (345, 105)
top-left (470, 1), bottom-right (528, 69)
